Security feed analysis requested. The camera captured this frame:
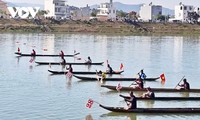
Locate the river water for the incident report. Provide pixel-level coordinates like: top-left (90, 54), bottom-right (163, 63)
top-left (0, 33), bottom-right (200, 120)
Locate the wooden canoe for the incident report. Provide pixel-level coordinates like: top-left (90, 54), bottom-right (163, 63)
top-left (15, 52), bottom-right (80, 57)
top-left (99, 104), bottom-right (200, 113)
top-left (73, 75), bottom-right (159, 81)
top-left (119, 95), bottom-right (200, 101)
top-left (48, 70), bottom-right (124, 75)
top-left (101, 85), bottom-right (200, 92)
top-left (35, 61), bottom-right (104, 65)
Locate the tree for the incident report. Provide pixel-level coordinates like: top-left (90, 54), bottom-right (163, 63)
top-left (91, 8), bottom-right (98, 17)
top-left (187, 11), bottom-right (200, 23)
top-left (116, 10), bottom-right (127, 18)
top-left (156, 14), bottom-right (166, 22)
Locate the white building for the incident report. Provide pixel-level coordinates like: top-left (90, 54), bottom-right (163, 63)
top-left (139, 3), bottom-right (162, 22)
top-left (174, 2), bottom-right (194, 22)
top-left (44, 0), bottom-right (67, 19)
top-left (97, 0), bottom-right (116, 21)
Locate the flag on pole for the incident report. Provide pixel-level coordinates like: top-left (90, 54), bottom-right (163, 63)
top-left (116, 83), bottom-right (122, 91)
top-left (86, 99), bottom-right (94, 108)
top-left (120, 63), bottom-right (124, 70)
top-left (160, 73), bottom-right (166, 81)
top-left (66, 71), bottom-right (73, 78)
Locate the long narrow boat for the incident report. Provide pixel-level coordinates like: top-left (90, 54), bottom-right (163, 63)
top-left (119, 94), bottom-right (200, 101)
top-left (73, 75), bottom-right (159, 81)
top-left (15, 52), bottom-right (80, 57)
top-left (48, 70), bottom-right (124, 75)
top-left (35, 61), bottom-right (104, 65)
top-left (101, 84), bottom-right (200, 92)
top-left (99, 104), bottom-right (200, 113)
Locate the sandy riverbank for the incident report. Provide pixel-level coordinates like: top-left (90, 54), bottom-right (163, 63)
top-left (0, 19), bottom-right (200, 35)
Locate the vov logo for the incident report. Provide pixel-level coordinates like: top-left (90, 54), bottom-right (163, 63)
top-left (7, 7), bottom-right (40, 19)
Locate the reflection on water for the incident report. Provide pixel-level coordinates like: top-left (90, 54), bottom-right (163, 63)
top-left (86, 114), bottom-right (93, 120)
top-left (101, 112), bottom-right (137, 120)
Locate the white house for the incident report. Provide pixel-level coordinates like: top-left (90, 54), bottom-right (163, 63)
top-left (139, 3), bottom-right (162, 22)
top-left (44, 0), bottom-right (68, 19)
top-left (97, 0), bottom-right (116, 21)
top-left (174, 2), bottom-right (194, 22)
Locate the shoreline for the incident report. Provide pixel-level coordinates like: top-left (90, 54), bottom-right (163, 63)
top-left (1, 19), bottom-right (200, 35)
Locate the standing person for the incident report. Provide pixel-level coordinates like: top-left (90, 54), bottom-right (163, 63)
top-left (60, 50), bottom-right (64, 58)
top-left (138, 70), bottom-right (146, 80)
top-left (107, 64), bottom-right (113, 74)
top-left (85, 56), bottom-right (92, 64)
top-left (178, 78), bottom-right (190, 90)
top-left (124, 91), bottom-right (137, 109)
top-left (31, 49), bottom-right (36, 56)
top-left (66, 64), bottom-right (73, 73)
top-left (141, 87), bottom-right (155, 98)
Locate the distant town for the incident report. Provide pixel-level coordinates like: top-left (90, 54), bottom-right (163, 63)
top-left (0, 0), bottom-right (200, 23)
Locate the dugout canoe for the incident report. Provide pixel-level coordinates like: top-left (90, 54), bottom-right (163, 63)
top-left (101, 85), bottom-right (200, 92)
top-left (73, 75), bottom-right (159, 81)
top-left (35, 61), bottom-right (104, 65)
top-left (15, 52), bottom-right (80, 57)
top-left (48, 70), bottom-right (124, 75)
top-left (119, 94), bottom-right (200, 101)
top-left (99, 104), bottom-right (200, 113)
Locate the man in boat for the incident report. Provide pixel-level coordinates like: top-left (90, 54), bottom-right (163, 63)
top-left (124, 91), bottom-right (137, 109)
top-left (66, 64), bottom-right (73, 73)
top-left (107, 64), bottom-right (113, 74)
top-left (96, 70), bottom-right (106, 81)
top-left (138, 70), bottom-right (146, 80)
top-left (61, 57), bottom-right (66, 65)
top-left (141, 87), bottom-right (155, 98)
top-left (60, 50), bottom-right (64, 58)
top-left (178, 78), bottom-right (190, 90)
top-left (31, 49), bottom-right (36, 56)
top-left (131, 79), bottom-right (144, 89)
top-left (85, 56), bottom-right (92, 64)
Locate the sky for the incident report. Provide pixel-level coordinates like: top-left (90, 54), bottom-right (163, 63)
top-left (4, 0), bottom-right (200, 9)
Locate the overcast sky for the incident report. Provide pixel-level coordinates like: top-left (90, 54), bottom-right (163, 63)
top-left (4, 0), bottom-right (200, 9)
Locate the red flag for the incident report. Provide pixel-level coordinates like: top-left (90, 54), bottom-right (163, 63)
top-left (86, 99), bottom-right (94, 108)
top-left (66, 71), bottom-right (73, 78)
top-left (120, 63), bottom-right (123, 70)
top-left (116, 83), bottom-right (122, 91)
top-left (160, 73), bottom-right (166, 81)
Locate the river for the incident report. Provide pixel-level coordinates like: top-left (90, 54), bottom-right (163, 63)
top-left (0, 33), bottom-right (200, 120)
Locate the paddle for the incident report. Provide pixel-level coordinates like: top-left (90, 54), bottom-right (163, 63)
top-left (129, 69), bottom-right (144, 87)
top-left (174, 76), bottom-right (185, 89)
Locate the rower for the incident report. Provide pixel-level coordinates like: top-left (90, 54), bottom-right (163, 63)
top-left (66, 64), bottom-right (73, 73)
top-left (141, 87), bottom-right (155, 98)
top-left (31, 49), bottom-right (36, 56)
top-left (124, 91), bottom-right (137, 109)
top-left (138, 70), bottom-right (146, 80)
top-left (60, 50), bottom-right (64, 58)
top-left (61, 56), bottom-right (66, 65)
top-left (96, 70), bottom-right (106, 81)
top-left (85, 56), bottom-right (92, 64)
top-left (131, 79), bottom-right (144, 89)
top-left (178, 78), bottom-right (190, 90)
top-left (107, 64), bottom-right (113, 74)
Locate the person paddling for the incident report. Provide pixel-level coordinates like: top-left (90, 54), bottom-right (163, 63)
top-left (138, 70), bottom-right (146, 80)
top-left (124, 91), bottom-right (137, 109)
top-left (66, 64), bottom-right (73, 73)
top-left (107, 64), bottom-right (113, 74)
top-left (61, 57), bottom-right (66, 65)
top-left (85, 56), bottom-right (92, 64)
top-left (131, 79), bottom-right (144, 89)
top-left (60, 50), bottom-right (64, 58)
top-left (178, 78), bottom-right (190, 90)
top-left (31, 49), bottom-right (36, 56)
top-left (141, 87), bottom-right (155, 98)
